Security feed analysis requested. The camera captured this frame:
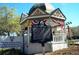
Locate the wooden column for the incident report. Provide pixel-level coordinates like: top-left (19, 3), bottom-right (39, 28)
top-left (27, 27), bottom-right (30, 47)
top-left (21, 29), bottom-right (25, 54)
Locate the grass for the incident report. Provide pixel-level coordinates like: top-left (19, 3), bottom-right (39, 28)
top-left (0, 48), bottom-right (23, 55)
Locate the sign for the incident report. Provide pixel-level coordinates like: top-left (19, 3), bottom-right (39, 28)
top-left (0, 42), bottom-right (22, 48)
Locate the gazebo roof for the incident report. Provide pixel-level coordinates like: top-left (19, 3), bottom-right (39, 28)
top-left (20, 3), bottom-right (66, 24)
top-left (29, 3), bottom-right (55, 15)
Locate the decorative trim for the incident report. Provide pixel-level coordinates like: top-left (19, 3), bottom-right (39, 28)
top-left (20, 15), bottom-right (50, 24)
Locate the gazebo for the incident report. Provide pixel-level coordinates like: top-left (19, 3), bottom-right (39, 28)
top-left (20, 3), bottom-right (67, 54)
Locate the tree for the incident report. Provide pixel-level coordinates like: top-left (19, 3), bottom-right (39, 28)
top-left (0, 6), bottom-right (20, 36)
top-left (71, 26), bottom-right (79, 36)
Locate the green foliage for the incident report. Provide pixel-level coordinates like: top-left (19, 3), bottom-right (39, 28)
top-left (71, 26), bottom-right (79, 36)
top-left (0, 6), bottom-right (20, 36)
top-left (0, 48), bottom-right (23, 55)
top-left (68, 40), bottom-right (76, 45)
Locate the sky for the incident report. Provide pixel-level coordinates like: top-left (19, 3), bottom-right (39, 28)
top-left (0, 3), bottom-right (79, 27)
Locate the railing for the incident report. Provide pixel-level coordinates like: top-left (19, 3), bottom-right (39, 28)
top-left (53, 33), bottom-right (66, 43)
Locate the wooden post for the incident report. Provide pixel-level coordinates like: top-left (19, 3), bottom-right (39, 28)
top-left (27, 27), bottom-right (30, 54)
top-left (28, 27), bottom-right (30, 46)
top-left (22, 30), bottom-right (25, 54)
top-left (41, 43), bottom-right (45, 55)
top-left (68, 25), bottom-right (71, 39)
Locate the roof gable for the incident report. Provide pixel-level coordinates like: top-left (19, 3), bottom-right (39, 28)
top-left (29, 8), bottom-right (48, 16)
top-left (51, 8), bottom-right (66, 20)
top-left (20, 13), bottom-right (28, 22)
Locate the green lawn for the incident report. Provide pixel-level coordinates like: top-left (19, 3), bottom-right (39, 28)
top-left (0, 48), bottom-right (23, 55)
